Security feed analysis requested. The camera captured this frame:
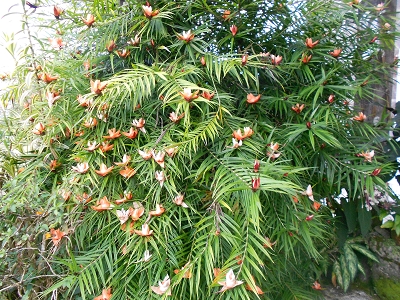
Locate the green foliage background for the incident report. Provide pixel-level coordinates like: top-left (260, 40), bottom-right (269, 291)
top-left (0, 0), bottom-right (399, 299)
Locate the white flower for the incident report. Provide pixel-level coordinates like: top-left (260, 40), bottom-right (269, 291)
top-left (151, 274), bottom-right (171, 295)
top-left (382, 214), bottom-right (394, 225)
top-left (218, 269), bottom-right (243, 293)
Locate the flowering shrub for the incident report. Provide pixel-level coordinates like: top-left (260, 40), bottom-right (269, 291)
top-left (0, 0), bottom-right (398, 299)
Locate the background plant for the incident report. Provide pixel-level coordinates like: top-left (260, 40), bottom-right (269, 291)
top-left (0, 0), bottom-right (399, 299)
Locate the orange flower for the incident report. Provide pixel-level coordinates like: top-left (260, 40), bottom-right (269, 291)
top-left (230, 25), bottom-right (238, 36)
top-left (117, 49), bottom-right (130, 58)
top-left (246, 93), bottom-right (261, 104)
top-left (245, 276), bottom-right (264, 295)
top-left (375, 3), bottom-right (385, 12)
top-left (270, 54), bottom-right (282, 65)
top-left (177, 30), bottom-right (195, 42)
top-left (353, 112), bottom-right (367, 122)
top-left (85, 141), bottom-right (99, 152)
top-left (179, 88), bottom-right (199, 102)
top-left (50, 228), bottom-right (66, 246)
top-left (119, 166), bottom-right (136, 179)
top-left (38, 73), bottom-right (58, 83)
top-left (151, 274), bottom-right (171, 295)
top-left (263, 237), bottom-right (276, 249)
top-left (155, 170), bottom-right (166, 187)
top-left (95, 163), bottom-right (114, 176)
top-left (90, 79), bottom-right (107, 95)
top-left (91, 196), bottom-right (114, 212)
top-left (152, 150), bottom-right (165, 168)
top-left (301, 54), bottom-right (312, 64)
top-left (72, 162), bottom-right (89, 174)
top-left (142, 4), bottom-right (159, 18)
top-left (173, 193), bottom-right (188, 207)
top-left (169, 111), bottom-right (185, 123)
top-left (138, 149), bottom-right (152, 160)
top-left (94, 288), bottom-right (112, 300)
top-left (305, 38), bottom-right (319, 48)
top-left (103, 128), bottom-right (121, 139)
top-left (60, 190), bottom-right (71, 201)
top-left (134, 223), bottom-right (153, 236)
top-left (83, 117), bottom-right (98, 128)
top-left (49, 159), bottom-right (60, 171)
top-left (53, 6), bottom-right (63, 19)
top-left (291, 103), bottom-right (305, 114)
top-left (149, 203), bottom-right (165, 217)
top-left (114, 154), bottom-right (131, 166)
top-left (49, 37), bottom-right (65, 50)
top-left (200, 56), bottom-right (206, 66)
top-left (222, 10), bottom-right (231, 20)
top-left (329, 49), bottom-right (342, 58)
top-left (313, 201), bottom-right (321, 211)
top-left (32, 122), bottom-right (46, 135)
top-left (132, 118), bottom-right (146, 133)
top-left (312, 281), bottom-right (322, 290)
top-left (174, 262), bottom-right (192, 278)
top-left (232, 127), bottom-right (253, 140)
top-left (100, 142), bottom-right (114, 153)
top-left (371, 168), bottom-right (381, 176)
top-left (202, 91), bottom-right (215, 100)
top-left (218, 269), bottom-right (243, 293)
top-left (106, 40), bottom-right (116, 52)
top-left (122, 127), bottom-right (138, 139)
top-left (358, 150), bottom-right (374, 162)
top-left (267, 151), bottom-right (281, 159)
top-left (82, 14), bottom-right (95, 27)
top-left (76, 192), bottom-right (92, 204)
top-left (130, 202), bottom-right (145, 220)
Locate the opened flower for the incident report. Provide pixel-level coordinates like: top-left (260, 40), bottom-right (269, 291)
top-left (83, 117), bottom-right (98, 128)
top-left (232, 127), bottom-right (253, 141)
top-left (222, 10), bottom-right (231, 20)
top-left (174, 262), bottom-right (192, 278)
top-left (263, 237), bottom-right (276, 249)
top-left (49, 37), bottom-right (65, 50)
top-left (245, 276), bottom-right (264, 295)
top-left (218, 269), bottom-right (243, 293)
top-left (72, 162), bottom-right (89, 174)
top-left (375, 3), bottom-right (384, 12)
top-left (270, 54), bottom-right (282, 65)
top-left (291, 103), bottom-right (305, 114)
top-left (353, 112), bottom-right (367, 122)
top-left (91, 196), bottom-right (114, 212)
top-left (122, 127), bottom-right (138, 139)
top-left (231, 138), bottom-right (242, 149)
top-left (134, 223), bottom-right (153, 236)
top-left (128, 34), bottom-right (141, 46)
top-left (173, 193), bottom-right (188, 207)
top-left (138, 149), bottom-right (152, 160)
top-left (149, 203), bottom-right (165, 217)
top-left (312, 281), bottom-right (322, 290)
top-left (302, 184), bottom-right (314, 201)
top-left (329, 49), bottom-right (342, 58)
top-left (177, 30), bottom-right (195, 42)
top-left (46, 91), bottom-right (61, 107)
top-left (202, 91), bottom-right (215, 100)
top-left (90, 79), bottom-right (107, 95)
top-left (246, 93), bottom-right (261, 104)
top-left (95, 163), bottom-right (114, 176)
top-left (142, 4), bottom-right (159, 18)
top-left (359, 150), bottom-right (374, 162)
top-left (53, 6), bottom-right (63, 19)
top-left (82, 14), bottom-right (95, 27)
top-left (151, 274), bottom-right (171, 296)
top-left (155, 170), bottom-right (166, 187)
top-left (38, 73), bottom-right (58, 83)
top-left (50, 228), bottom-right (66, 246)
top-left (116, 208), bottom-right (131, 225)
top-left (301, 54), bottom-right (312, 64)
top-left (117, 49), bottom-right (130, 58)
top-left (165, 147), bottom-right (177, 157)
top-left (114, 154), bottom-right (131, 166)
top-left (179, 88), bottom-right (199, 102)
top-left (100, 141), bottom-right (113, 153)
top-left (130, 202), bottom-right (145, 220)
top-left (94, 288), bottom-right (112, 300)
top-left (132, 118), bottom-right (146, 133)
top-left (152, 150), bottom-right (165, 168)
top-left (103, 128), bottom-right (121, 139)
top-left (32, 122), bottom-right (46, 135)
top-left (77, 94), bottom-right (93, 107)
top-left (169, 111), bottom-right (185, 123)
top-left (119, 166), bottom-right (136, 179)
top-left (305, 38), bottom-right (319, 48)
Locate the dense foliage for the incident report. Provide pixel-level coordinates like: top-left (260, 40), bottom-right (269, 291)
top-left (0, 0), bottom-right (399, 299)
